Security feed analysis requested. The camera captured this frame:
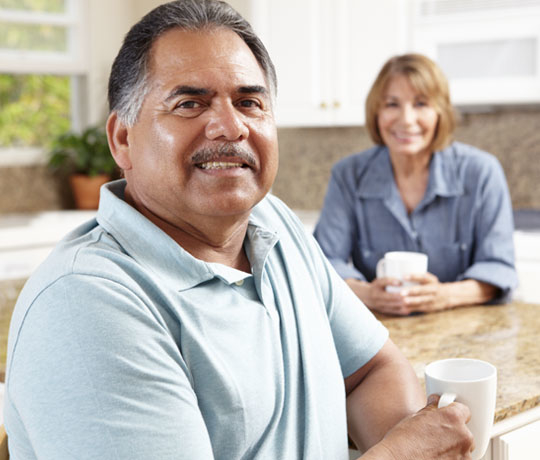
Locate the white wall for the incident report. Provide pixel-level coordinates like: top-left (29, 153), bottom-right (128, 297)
top-left (85, 0), bottom-right (254, 126)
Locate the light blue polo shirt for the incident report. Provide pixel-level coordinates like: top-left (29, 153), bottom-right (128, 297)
top-left (5, 180), bottom-right (388, 460)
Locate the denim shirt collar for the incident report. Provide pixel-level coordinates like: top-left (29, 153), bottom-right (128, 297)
top-left (356, 145), bottom-right (464, 205)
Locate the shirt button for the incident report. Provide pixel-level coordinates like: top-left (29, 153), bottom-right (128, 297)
top-left (235, 279), bottom-right (244, 286)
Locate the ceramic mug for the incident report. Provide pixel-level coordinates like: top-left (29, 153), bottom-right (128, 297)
top-left (376, 251), bottom-right (428, 293)
top-left (425, 358), bottom-right (497, 460)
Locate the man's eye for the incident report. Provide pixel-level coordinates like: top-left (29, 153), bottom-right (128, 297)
top-left (238, 99), bottom-right (261, 108)
top-left (176, 100), bottom-right (201, 109)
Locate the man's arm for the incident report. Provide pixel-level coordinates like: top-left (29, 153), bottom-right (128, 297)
top-left (345, 339), bottom-right (425, 451)
top-left (345, 339), bottom-right (474, 459)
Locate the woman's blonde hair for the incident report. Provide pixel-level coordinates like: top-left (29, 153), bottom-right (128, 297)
top-left (365, 53), bottom-right (456, 153)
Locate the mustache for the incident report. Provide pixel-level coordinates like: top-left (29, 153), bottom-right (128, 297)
top-left (191, 144), bottom-right (257, 168)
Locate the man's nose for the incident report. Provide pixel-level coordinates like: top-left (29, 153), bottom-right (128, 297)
top-left (205, 102), bottom-right (249, 141)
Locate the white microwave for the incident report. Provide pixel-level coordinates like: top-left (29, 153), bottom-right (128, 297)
top-left (409, 0), bottom-right (540, 106)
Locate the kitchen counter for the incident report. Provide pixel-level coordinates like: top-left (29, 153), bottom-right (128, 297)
top-left (0, 279), bottom-right (25, 382)
top-left (377, 302), bottom-right (540, 423)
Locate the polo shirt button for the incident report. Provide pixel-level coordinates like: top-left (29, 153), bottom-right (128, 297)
top-left (235, 279), bottom-right (244, 286)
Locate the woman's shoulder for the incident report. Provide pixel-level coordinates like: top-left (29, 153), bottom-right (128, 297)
top-left (332, 145), bottom-right (386, 174)
top-left (443, 141), bottom-right (504, 174)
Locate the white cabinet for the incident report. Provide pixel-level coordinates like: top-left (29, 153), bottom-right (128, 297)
top-left (488, 406), bottom-right (540, 460)
top-left (249, 0), bottom-right (407, 127)
top-left (493, 420), bottom-right (540, 460)
top-left (409, 0), bottom-right (540, 106)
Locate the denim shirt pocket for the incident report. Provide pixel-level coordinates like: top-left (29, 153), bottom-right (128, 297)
top-left (355, 244), bottom-right (390, 282)
top-left (421, 237), bottom-right (471, 282)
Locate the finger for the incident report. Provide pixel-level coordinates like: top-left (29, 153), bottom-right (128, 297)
top-left (427, 394), bottom-right (440, 406)
top-left (406, 272), bottom-right (438, 284)
top-left (403, 295), bottom-right (436, 310)
top-left (374, 277), bottom-right (402, 288)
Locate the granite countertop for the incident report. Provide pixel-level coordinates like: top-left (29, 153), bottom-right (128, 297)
top-left (1, 279), bottom-right (539, 423)
top-left (0, 279), bottom-right (25, 382)
top-left (377, 302), bottom-right (540, 423)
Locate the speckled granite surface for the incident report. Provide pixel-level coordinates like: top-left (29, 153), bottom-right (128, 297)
top-left (377, 303), bottom-right (540, 423)
top-left (0, 279), bottom-right (25, 382)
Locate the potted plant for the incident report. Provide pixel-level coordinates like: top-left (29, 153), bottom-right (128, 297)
top-left (48, 125), bottom-right (118, 209)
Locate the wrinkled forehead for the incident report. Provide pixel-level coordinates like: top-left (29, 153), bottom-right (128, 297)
top-left (146, 27), bottom-right (270, 94)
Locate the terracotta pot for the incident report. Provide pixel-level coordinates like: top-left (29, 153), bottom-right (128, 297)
top-left (69, 174), bottom-right (110, 210)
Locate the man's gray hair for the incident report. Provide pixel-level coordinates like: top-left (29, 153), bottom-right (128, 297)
top-left (108, 0), bottom-right (277, 126)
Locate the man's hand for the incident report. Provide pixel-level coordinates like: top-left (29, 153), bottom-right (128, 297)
top-left (361, 394), bottom-right (475, 460)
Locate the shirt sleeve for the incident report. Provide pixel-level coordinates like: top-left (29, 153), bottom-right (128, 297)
top-left (6, 275), bottom-right (215, 460)
top-left (314, 163), bottom-right (367, 281)
top-left (458, 156), bottom-right (518, 302)
top-left (308, 231), bottom-right (389, 378)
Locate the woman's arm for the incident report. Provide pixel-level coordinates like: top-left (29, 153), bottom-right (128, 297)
top-left (347, 275), bottom-right (498, 316)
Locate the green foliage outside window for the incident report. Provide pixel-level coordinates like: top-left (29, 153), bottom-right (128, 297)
top-left (0, 74), bottom-right (70, 148)
top-left (0, 22), bottom-right (67, 52)
top-left (0, 0), bottom-right (65, 13)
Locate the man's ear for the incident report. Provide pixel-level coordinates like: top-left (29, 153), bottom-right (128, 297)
top-left (106, 112), bottom-right (132, 170)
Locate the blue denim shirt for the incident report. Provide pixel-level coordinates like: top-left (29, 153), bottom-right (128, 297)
top-left (314, 142), bottom-right (517, 301)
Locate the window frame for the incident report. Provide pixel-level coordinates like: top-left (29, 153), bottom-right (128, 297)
top-left (0, 0), bottom-right (89, 166)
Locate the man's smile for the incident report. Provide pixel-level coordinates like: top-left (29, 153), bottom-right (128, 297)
top-left (197, 161), bottom-right (247, 169)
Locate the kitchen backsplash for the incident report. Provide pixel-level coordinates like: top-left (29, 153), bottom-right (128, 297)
top-left (1, 107), bottom-right (539, 213)
top-left (273, 107), bottom-right (540, 210)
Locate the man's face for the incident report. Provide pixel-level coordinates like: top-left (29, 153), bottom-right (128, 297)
top-left (115, 27), bottom-right (278, 225)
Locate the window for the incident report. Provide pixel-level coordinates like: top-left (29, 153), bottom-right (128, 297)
top-left (0, 0), bottom-right (87, 166)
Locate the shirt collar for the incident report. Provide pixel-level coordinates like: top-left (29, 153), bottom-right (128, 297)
top-left (356, 145), bottom-right (464, 201)
top-left (97, 180), bottom-right (278, 292)
top-left (426, 146), bottom-right (464, 199)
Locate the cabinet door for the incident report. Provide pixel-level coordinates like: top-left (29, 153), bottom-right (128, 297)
top-left (249, 0), bottom-right (406, 127)
top-left (333, 0), bottom-right (408, 126)
top-left (492, 420), bottom-right (540, 460)
top-left (250, 0), bottom-right (334, 126)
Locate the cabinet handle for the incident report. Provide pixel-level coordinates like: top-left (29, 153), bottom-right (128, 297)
top-left (319, 101), bottom-right (328, 109)
top-left (333, 101), bottom-right (341, 109)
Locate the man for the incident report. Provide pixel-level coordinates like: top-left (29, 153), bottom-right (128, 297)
top-left (4, 1), bottom-right (474, 458)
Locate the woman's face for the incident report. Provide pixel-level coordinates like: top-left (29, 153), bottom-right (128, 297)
top-left (377, 74), bottom-right (439, 158)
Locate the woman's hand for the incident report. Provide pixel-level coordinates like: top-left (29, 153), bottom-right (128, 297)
top-left (346, 275), bottom-right (498, 316)
top-left (346, 277), bottom-right (413, 315)
top-left (397, 272), bottom-right (451, 313)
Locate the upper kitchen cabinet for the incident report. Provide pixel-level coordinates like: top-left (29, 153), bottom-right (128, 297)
top-left (249, 0), bottom-right (407, 127)
top-left (410, 0), bottom-right (540, 106)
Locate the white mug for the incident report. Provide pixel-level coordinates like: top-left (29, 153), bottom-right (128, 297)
top-left (424, 358), bottom-right (497, 460)
top-left (376, 251), bottom-right (428, 293)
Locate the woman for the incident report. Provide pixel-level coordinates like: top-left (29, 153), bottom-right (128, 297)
top-left (314, 53), bottom-right (517, 316)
